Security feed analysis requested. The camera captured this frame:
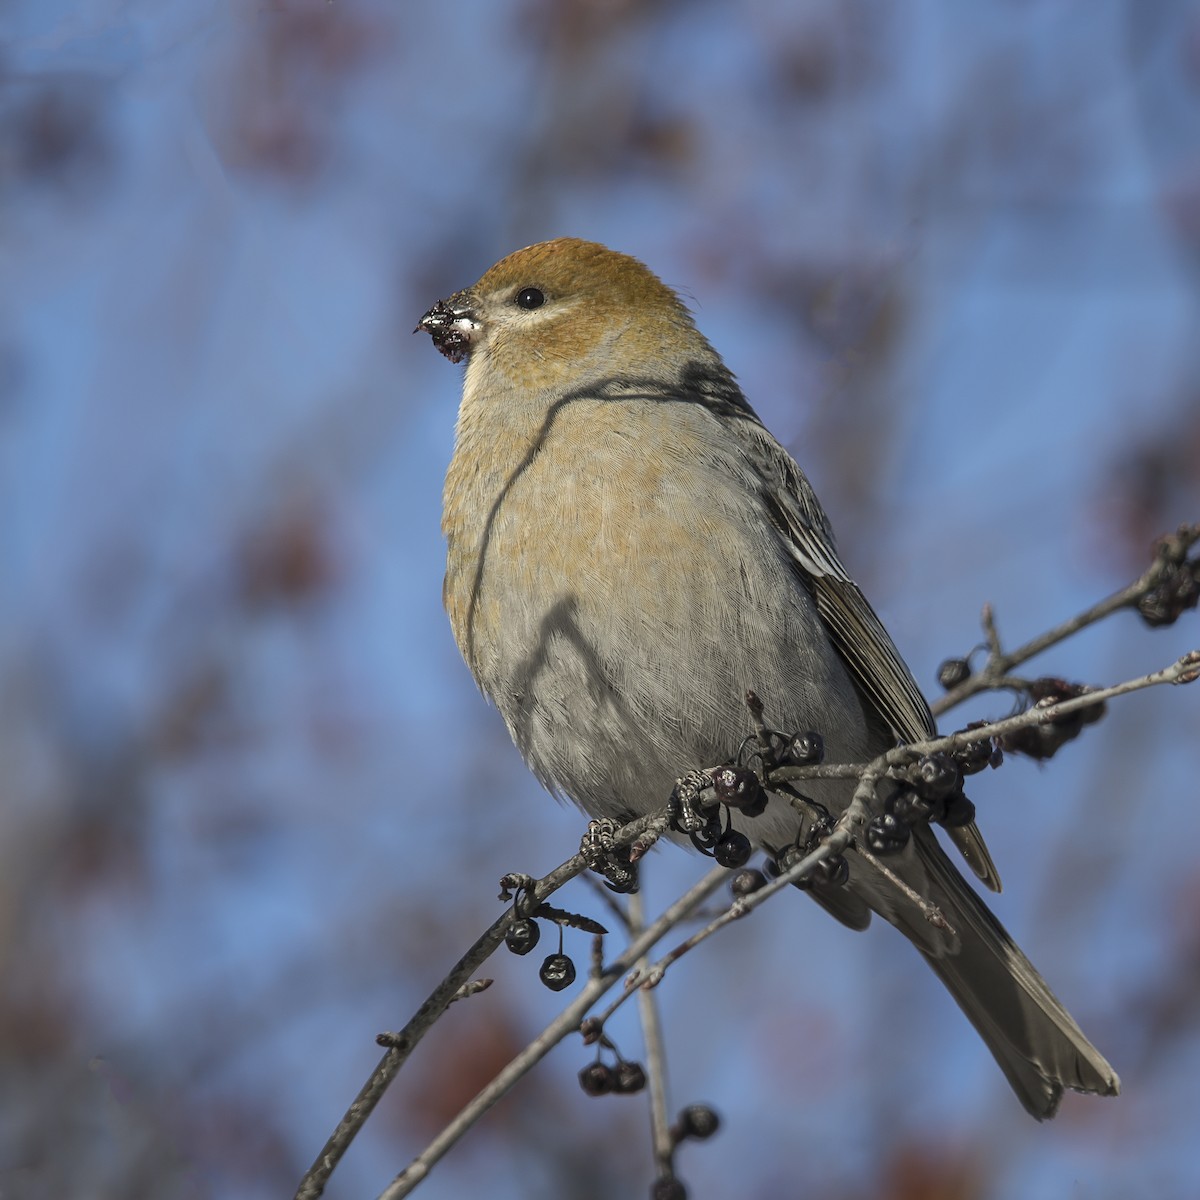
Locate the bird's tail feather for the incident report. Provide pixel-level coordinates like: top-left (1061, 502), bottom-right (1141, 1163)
top-left (907, 836), bottom-right (1119, 1119)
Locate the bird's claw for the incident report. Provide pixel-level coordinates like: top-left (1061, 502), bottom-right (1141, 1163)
top-left (580, 818), bottom-right (640, 894)
top-left (668, 769), bottom-right (715, 834)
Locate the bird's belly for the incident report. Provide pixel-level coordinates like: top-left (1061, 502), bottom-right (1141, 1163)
top-left (450, 537), bottom-right (877, 847)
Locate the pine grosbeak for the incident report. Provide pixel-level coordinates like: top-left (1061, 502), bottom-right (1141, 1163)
top-left (419, 238), bottom-right (1117, 1118)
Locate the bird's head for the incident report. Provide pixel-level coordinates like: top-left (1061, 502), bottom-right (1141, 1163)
top-left (418, 238), bottom-right (711, 393)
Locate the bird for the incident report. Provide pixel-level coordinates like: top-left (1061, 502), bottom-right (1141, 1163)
top-left (417, 237), bottom-right (1119, 1119)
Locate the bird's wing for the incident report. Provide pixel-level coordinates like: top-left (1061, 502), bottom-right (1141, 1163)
top-left (744, 423), bottom-right (1001, 891)
top-left (758, 449), bottom-right (938, 743)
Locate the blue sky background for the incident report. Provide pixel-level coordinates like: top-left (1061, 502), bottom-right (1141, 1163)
top-left (2, 2), bottom-right (1199, 1198)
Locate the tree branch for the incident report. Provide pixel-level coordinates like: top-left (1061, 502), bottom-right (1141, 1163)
top-left (630, 890), bottom-right (675, 1182)
top-left (296, 597), bottom-right (1197, 1198)
top-left (374, 866), bottom-right (731, 1200)
top-left (932, 523), bottom-right (1199, 716)
top-left (294, 811), bottom-right (667, 1200)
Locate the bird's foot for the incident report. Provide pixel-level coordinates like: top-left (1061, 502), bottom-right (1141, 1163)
top-left (580, 818), bottom-right (640, 894)
top-left (668, 769), bottom-right (715, 834)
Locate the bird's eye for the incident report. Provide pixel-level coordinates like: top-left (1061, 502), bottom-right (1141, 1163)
top-left (515, 287), bottom-right (545, 310)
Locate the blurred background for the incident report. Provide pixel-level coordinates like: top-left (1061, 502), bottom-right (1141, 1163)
top-left (3, 1), bottom-right (1200, 1197)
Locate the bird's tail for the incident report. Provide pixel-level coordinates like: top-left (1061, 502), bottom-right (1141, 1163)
top-left (907, 833), bottom-right (1119, 1119)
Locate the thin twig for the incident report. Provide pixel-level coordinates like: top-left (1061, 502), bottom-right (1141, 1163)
top-left (771, 651), bottom-right (1198, 789)
top-left (933, 525), bottom-right (1199, 717)
top-left (855, 843), bottom-right (952, 933)
top-left (762, 761), bottom-right (866, 783)
top-left (981, 602), bottom-right (1003, 660)
top-left (595, 789), bottom-right (880, 1014)
top-left (294, 811), bottom-right (666, 1200)
top-left (919, 652), bottom-right (1198, 757)
top-left (447, 980), bottom-right (493, 1005)
top-left (630, 890), bottom-right (674, 1179)
top-left (374, 866), bottom-right (731, 1200)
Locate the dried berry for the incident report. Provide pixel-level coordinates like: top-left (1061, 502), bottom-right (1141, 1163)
top-left (712, 765), bottom-right (766, 816)
top-left (1003, 679), bottom-right (1106, 760)
top-left (866, 812), bottom-right (910, 855)
top-left (888, 786), bottom-right (942, 825)
top-left (775, 844), bottom-right (805, 872)
top-left (539, 953), bottom-right (577, 992)
top-left (677, 1104), bottom-right (720, 1140)
top-left (651, 1178), bottom-right (687, 1200)
top-left (773, 844), bottom-right (813, 890)
top-left (730, 868), bottom-right (768, 897)
top-left (787, 731), bottom-right (824, 765)
top-left (937, 657), bottom-right (971, 689)
top-left (505, 918), bottom-right (541, 956)
top-left (799, 801), bottom-right (833, 847)
top-left (1052, 709), bottom-right (1085, 740)
top-left (578, 1062), bottom-right (614, 1096)
top-left (939, 791), bottom-right (977, 828)
top-left (1003, 722), bottom-right (1070, 761)
top-left (913, 752), bottom-right (961, 801)
top-left (953, 724), bottom-right (993, 776)
top-left (714, 829), bottom-right (752, 869)
top-left (1137, 566), bottom-right (1199, 628)
top-left (613, 1060), bottom-right (647, 1093)
top-left (813, 853), bottom-right (849, 888)
top-left (1029, 678), bottom-right (1106, 728)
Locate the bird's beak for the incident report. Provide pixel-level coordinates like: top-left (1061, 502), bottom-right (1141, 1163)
top-left (416, 289), bottom-right (479, 364)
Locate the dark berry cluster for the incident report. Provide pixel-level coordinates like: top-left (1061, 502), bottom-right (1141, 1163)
top-left (738, 695), bottom-right (824, 773)
top-left (679, 800), bottom-right (755, 869)
top-left (767, 805), bottom-right (849, 888)
top-left (1137, 558), bottom-right (1199, 628)
top-left (1002, 677), bottom-right (1106, 761)
top-left (953, 720), bottom-right (1003, 775)
top-left (671, 716), bottom-right (828, 873)
top-left (577, 1019), bottom-right (648, 1099)
top-left (869, 751), bottom-right (980, 855)
top-left (504, 905), bottom-right (586, 993)
top-left (712, 829), bottom-right (752, 868)
top-left (675, 765), bottom-right (760, 869)
top-left (577, 1057), bottom-right (647, 1096)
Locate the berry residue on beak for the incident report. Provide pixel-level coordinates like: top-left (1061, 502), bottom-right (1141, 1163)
top-left (416, 292), bottom-right (477, 363)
